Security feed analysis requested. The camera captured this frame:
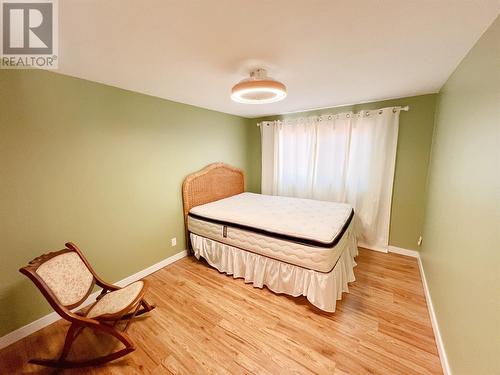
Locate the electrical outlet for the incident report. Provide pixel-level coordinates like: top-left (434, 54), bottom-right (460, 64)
top-left (171, 237), bottom-right (177, 247)
top-left (417, 236), bottom-right (423, 247)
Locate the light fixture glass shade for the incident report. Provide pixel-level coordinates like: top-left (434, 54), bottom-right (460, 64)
top-left (231, 69), bottom-right (287, 104)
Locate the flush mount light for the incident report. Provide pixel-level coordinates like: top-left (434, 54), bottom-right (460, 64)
top-left (231, 68), bottom-right (287, 104)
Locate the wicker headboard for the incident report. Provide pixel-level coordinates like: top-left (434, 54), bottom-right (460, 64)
top-left (182, 163), bottom-right (245, 247)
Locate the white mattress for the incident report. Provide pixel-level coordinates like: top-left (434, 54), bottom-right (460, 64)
top-left (189, 192), bottom-right (353, 245)
top-left (188, 193), bottom-right (355, 273)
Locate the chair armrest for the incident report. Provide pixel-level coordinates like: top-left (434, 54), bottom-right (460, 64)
top-left (66, 310), bottom-right (101, 326)
top-left (95, 279), bottom-right (120, 292)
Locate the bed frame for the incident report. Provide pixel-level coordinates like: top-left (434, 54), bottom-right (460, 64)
top-left (182, 163), bottom-right (245, 250)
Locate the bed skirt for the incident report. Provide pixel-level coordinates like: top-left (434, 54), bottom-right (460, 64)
top-left (190, 232), bottom-right (358, 312)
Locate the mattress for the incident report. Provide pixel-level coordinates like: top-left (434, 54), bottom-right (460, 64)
top-left (188, 193), bottom-right (355, 273)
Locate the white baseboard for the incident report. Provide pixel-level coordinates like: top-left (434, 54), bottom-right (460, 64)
top-left (417, 255), bottom-right (451, 375)
top-left (358, 242), bottom-right (388, 253)
top-left (388, 245), bottom-right (419, 258)
top-left (0, 250), bottom-right (187, 350)
top-left (366, 244), bottom-right (450, 374)
top-left (113, 250), bottom-right (187, 288)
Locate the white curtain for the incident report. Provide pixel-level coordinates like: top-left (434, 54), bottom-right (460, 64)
top-left (260, 107), bottom-right (401, 250)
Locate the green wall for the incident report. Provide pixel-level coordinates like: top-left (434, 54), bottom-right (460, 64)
top-left (0, 70), bottom-right (253, 336)
top-left (421, 17), bottom-right (500, 375)
top-left (250, 94), bottom-right (438, 250)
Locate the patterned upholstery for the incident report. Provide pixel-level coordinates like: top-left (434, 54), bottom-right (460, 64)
top-left (36, 252), bottom-right (94, 306)
top-left (86, 281), bottom-right (144, 318)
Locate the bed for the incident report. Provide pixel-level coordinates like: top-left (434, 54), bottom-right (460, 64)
top-left (182, 163), bottom-right (358, 312)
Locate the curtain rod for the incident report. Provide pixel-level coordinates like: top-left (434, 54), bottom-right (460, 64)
top-left (257, 105), bottom-right (410, 126)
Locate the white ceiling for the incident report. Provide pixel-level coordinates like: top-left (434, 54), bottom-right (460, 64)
top-left (57, 1), bottom-right (499, 118)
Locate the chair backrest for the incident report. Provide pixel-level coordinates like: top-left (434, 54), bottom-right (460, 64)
top-left (20, 246), bottom-right (96, 312)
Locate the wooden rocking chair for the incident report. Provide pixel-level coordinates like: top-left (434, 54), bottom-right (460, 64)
top-left (19, 242), bottom-right (156, 368)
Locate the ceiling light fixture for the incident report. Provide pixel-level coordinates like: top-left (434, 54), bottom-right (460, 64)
top-left (231, 68), bottom-right (287, 104)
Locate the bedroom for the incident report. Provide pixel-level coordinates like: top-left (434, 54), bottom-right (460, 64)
top-left (0, 1), bottom-right (498, 374)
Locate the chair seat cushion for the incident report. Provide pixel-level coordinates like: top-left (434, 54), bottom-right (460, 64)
top-left (87, 281), bottom-right (144, 318)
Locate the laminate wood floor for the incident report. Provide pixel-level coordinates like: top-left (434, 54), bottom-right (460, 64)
top-left (0, 248), bottom-right (442, 374)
